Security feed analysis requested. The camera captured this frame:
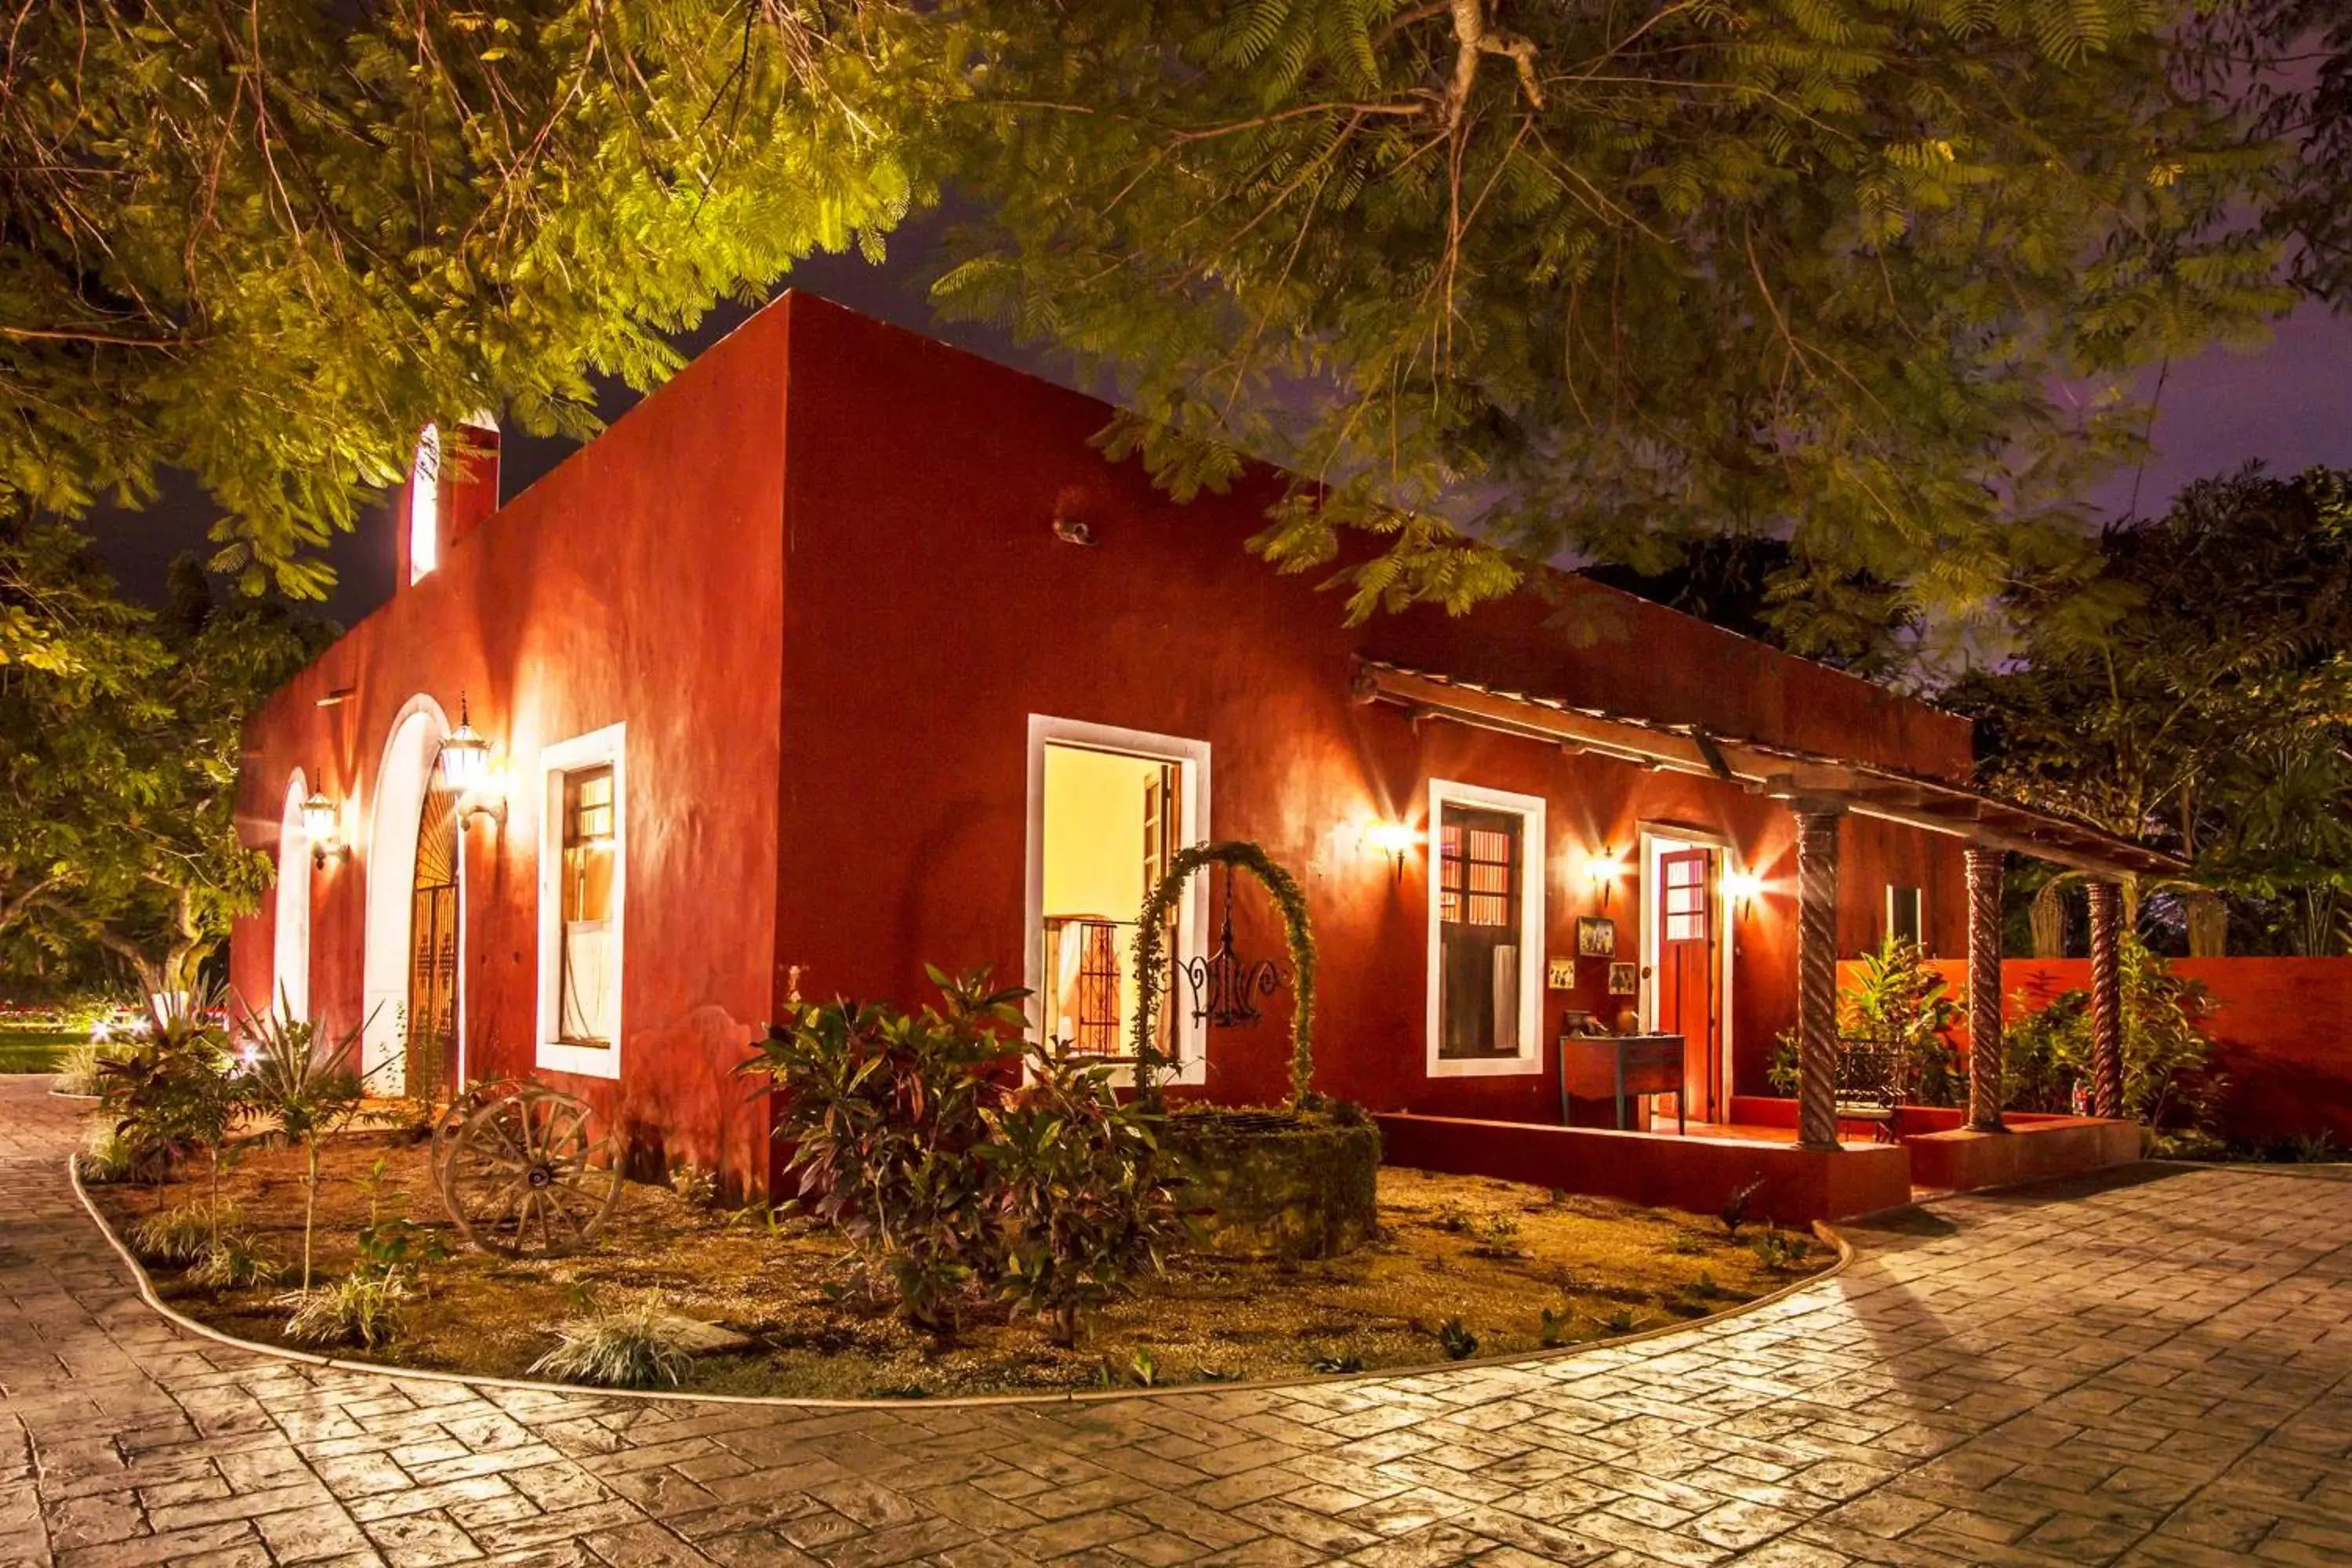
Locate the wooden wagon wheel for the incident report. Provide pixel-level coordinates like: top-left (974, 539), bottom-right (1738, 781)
top-left (439, 1084), bottom-right (622, 1257)
top-left (430, 1075), bottom-right (528, 1184)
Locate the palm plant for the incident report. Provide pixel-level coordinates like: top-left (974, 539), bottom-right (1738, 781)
top-left (237, 996), bottom-right (368, 1292)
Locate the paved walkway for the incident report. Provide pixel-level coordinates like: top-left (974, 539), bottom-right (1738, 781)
top-left (5, 1076), bottom-right (2350, 1568)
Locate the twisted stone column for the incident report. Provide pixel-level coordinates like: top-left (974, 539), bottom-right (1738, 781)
top-left (1795, 808), bottom-right (1844, 1150)
top-left (2088, 880), bottom-right (2124, 1119)
top-left (1965, 846), bottom-right (2008, 1132)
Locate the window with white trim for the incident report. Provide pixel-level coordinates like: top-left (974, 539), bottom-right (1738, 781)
top-left (1426, 779), bottom-right (1545, 1076)
top-left (537, 725), bottom-right (624, 1077)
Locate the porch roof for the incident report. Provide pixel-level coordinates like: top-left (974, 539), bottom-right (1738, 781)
top-left (1352, 659), bottom-right (2187, 879)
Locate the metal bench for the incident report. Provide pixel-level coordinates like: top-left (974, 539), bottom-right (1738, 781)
top-left (1833, 1034), bottom-right (1906, 1142)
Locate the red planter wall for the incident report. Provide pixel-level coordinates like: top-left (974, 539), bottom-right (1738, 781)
top-left (1876, 958), bottom-right (2352, 1145)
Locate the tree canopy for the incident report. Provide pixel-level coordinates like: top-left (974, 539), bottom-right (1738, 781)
top-left (1944, 464), bottom-right (2352, 950)
top-left (2, 0), bottom-right (947, 622)
top-left (939, 0), bottom-right (2290, 635)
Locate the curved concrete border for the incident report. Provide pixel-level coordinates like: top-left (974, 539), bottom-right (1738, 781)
top-left (71, 1152), bottom-right (1853, 1410)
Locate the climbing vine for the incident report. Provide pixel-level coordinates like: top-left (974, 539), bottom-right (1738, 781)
top-left (1131, 841), bottom-right (1318, 1112)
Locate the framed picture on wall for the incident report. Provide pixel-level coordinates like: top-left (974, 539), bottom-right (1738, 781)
top-left (1606, 962), bottom-right (1639, 996)
top-left (1576, 916), bottom-right (1617, 957)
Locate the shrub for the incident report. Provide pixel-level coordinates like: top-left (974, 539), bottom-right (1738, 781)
top-left (983, 1040), bottom-right (1183, 1347)
top-left (187, 1233), bottom-right (281, 1289)
top-left (97, 1006), bottom-right (240, 1188)
top-left (2003, 937), bottom-right (2223, 1127)
top-left (669, 1162), bottom-right (719, 1210)
top-left (529, 1298), bottom-right (695, 1388)
top-left (281, 1272), bottom-right (408, 1350)
top-left (78, 1123), bottom-right (136, 1185)
top-left (131, 1201), bottom-right (237, 1264)
top-left (742, 967), bottom-right (1022, 1331)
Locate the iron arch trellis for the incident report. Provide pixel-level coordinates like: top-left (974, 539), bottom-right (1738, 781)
top-left (1131, 840), bottom-right (1318, 1112)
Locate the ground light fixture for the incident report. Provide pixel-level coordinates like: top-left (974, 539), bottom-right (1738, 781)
top-left (300, 792), bottom-right (347, 866)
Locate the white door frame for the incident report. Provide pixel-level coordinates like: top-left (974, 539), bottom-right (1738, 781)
top-left (361, 695), bottom-right (451, 1089)
top-left (1023, 715), bottom-right (1211, 1087)
top-left (1637, 822), bottom-right (1740, 1119)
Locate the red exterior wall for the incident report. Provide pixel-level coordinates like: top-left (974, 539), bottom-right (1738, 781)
top-left (1926, 958), bottom-right (2352, 1145)
top-left (766, 296), bottom-right (1970, 1163)
top-left (231, 307), bottom-right (793, 1192)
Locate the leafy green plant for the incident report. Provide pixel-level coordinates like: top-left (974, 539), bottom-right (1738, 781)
top-left (983, 1040), bottom-right (1183, 1348)
top-left (77, 1122), bottom-right (136, 1185)
top-left (97, 998), bottom-right (238, 1190)
top-left (1601, 1308), bottom-right (1638, 1334)
top-left (237, 1004), bottom-right (366, 1292)
top-left (529, 1298), bottom-right (695, 1389)
top-left (741, 967), bottom-right (1022, 1332)
top-left (2003, 938), bottom-right (2223, 1128)
top-left (131, 1200), bottom-right (234, 1264)
top-left (281, 1271), bottom-right (408, 1351)
top-left (1128, 1346), bottom-right (1160, 1388)
top-left (1467, 1214), bottom-right (1524, 1260)
top-left (1537, 1308), bottom-right (1571, 1348)
top-left (1768, 938), bottom-right (1964, 1105)
top-left (2280, 1131), bottom-right (2339, 1164)
top-left (1436, 1318), bottom-right (1478, 1359)
top-left (1750, 1229), bottom-right (1812, 1272)
top-left (187, 1232), bottom-right (281, 1289)
top-left (669, 1162), bottom-right (719, 1210)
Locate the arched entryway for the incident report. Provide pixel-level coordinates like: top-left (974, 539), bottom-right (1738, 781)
top-left (272, 771), bottom-right (310, 1022)
top-left (361, 698), bottom-right (450, 1088)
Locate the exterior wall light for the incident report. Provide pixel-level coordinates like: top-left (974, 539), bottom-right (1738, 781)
top-left (439, 698), bottom-right (492, 794)
top-left (1722, 868), bottom-right (1764, 917)
top-left (1582, 848), bottom-right (1625, 909)
top-left (301, 793), bottom-right (347, 866)
top-left (1366, 819), bottom-right (1419, 861)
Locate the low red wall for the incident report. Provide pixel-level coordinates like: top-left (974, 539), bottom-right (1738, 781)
top-left (1903, 1117), bottom-right (2141, 1192)
top-left (1374, 1112), bottom-right (1911, 1225)
top-left (1868, 957), bottom-right (2352, 1146)
top-left (1726, 1094), bottom-right (2079, 1142)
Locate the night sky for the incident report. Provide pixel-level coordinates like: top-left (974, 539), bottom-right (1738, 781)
top-left (88, 227), bottom-right (2352, 629)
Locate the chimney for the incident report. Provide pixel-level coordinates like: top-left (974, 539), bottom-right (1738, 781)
top-left (400, 413), bottom-right (502, 586)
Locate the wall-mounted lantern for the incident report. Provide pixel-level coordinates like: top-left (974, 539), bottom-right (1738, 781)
top-left (1722, 868), bottom-right (1764, 919)
top-left (1364, 819), bottom-right (1419, 877)
top-left (301, 793), bottom-right (347, 867)
top-left (1581, 848), bottom-right (1625, 909)
top-left (439, 696), bottom-right (507, 826)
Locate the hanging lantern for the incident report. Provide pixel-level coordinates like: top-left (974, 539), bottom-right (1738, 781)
top-left (299, 792), bottom-right (338, 844)
top-left (1180, 863), bottom-right (1287, 1028)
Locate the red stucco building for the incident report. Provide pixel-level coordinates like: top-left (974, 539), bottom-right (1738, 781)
top-left (233, 293), bottom-right (2168, 1217)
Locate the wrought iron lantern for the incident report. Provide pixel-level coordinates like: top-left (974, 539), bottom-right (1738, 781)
top-left (438, 697), bottom-right (492, 794)
top-left (1180, 863), bottom-right (1287, 1027)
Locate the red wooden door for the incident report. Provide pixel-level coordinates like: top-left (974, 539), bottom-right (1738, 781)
top-left (1657, 848), bottom-right (1715, 1122)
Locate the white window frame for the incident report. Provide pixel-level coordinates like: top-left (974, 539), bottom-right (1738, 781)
top-left (1426, 778), bottom-right (1547, 1079)
top-left (1024, 715), bottom-right (1211, 1088)
top-left (536, 724), bottom-right (625, 1079)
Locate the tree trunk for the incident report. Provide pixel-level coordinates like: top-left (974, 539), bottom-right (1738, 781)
top-left (2185, 893), bottom-right (2228, 958)
top-left (2029, 880), bottom-right (2067, 959)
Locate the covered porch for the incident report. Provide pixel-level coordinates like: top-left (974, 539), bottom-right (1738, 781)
top-left (1356, 659), bottom-right (2186, 1222)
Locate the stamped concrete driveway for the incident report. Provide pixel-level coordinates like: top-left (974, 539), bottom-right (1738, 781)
top-left (4, 1076), bottom-right (2350, 1568)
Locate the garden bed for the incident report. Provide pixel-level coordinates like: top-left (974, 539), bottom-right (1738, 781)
top-left (85, 1125), bottom-right (1829, 1399)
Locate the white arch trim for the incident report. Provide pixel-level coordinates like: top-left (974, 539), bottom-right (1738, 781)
top-left (272, 770), bottom-right (311, 1024)
top-left (361, 695), bottom-right (451, 1088)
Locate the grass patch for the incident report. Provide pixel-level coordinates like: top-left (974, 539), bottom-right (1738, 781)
top-left (89, 1123), bottom-right (1828, 1399)
top-left (0, 1029), bottom-right (81, 1073)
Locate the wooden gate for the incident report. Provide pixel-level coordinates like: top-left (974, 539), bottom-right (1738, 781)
top-left (407, 775), bottom-right (459, 1100)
